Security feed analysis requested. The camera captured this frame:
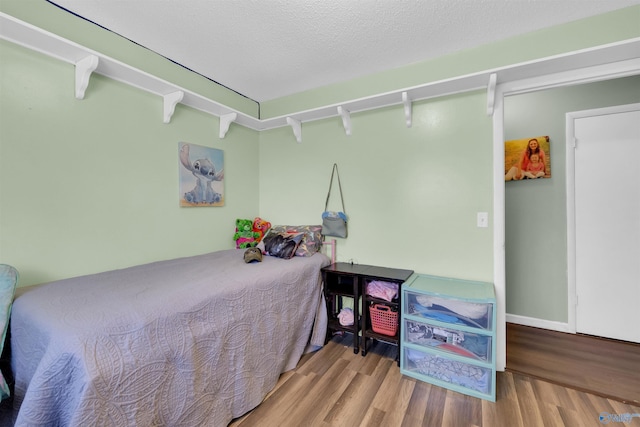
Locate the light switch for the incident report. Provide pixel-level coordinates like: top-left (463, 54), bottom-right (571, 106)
top-left (477, 212), bottom-right (489, 228)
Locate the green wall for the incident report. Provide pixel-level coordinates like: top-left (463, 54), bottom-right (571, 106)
top-left (0, 40), bottom-right (260, 286)
top-left (259, 93), bottom-right (494, 280)
top-left (504, 76), bottom-right (640, 322)
top-left (1, 0), bottom-right (639, 331)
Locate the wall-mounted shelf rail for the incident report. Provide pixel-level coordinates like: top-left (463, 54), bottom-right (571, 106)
top-left (2, 12), bottom-right (639, 142)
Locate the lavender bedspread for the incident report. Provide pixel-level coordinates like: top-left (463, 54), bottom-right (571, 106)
top-left (11, 249), bottom-right (330, 426)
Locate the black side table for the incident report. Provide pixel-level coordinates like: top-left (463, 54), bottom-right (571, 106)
top-left (322, 263), bottom-right (361, 353)
top-left (321, 262), bottom-right (414, 361)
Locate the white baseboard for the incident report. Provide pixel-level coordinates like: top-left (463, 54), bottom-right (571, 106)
top-left (506, 313), bottom-right (574, 333)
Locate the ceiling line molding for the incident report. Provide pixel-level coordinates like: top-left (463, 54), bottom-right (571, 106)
top-left (2, 12), bottom-right (639, 142)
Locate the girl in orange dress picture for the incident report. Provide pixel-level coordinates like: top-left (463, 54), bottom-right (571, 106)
top-left (504, 136), bottom-right (551, 181)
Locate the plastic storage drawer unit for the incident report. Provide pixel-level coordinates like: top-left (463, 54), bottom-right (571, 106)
top-left (400, 274), bottom-right (497, 401)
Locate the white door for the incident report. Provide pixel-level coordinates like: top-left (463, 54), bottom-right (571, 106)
top-left (571, 103), bottom-right (640, 343)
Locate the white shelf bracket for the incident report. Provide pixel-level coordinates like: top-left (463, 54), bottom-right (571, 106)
top-left (219, 112), bottom-right (237, 138)
top-left (402, 91), bottom-right (412, 128)
top-left (337, 106), bottom-right (352, 136)
top-left (286, 116), bottom-right (302, 143)
top-left (163, 90), bottom-right (184, 123)
top-left (486, 73), bottom-right (497, 116)
top-left (74, 55), bottom-right (99, 100)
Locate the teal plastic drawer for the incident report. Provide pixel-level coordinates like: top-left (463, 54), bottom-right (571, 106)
top-left (404, 291), bottom-right (493, 330)
top-left (404, 319), bottom-right (492, 362)
top-left (403, 347), bottom-right (493, 397)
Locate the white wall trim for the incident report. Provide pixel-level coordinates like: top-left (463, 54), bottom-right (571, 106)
top-left (565, 113), bottom-right (578, 335)
top-left (506, 314), bottom-right (573, 333)
top-left (492, 85), bottom-right (506, 372)
top-left (499, 58), bottom-right (640, 96)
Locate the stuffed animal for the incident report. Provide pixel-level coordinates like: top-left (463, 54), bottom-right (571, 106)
top-left (234, 218), bottom-right (260, 249)
top-left (235, 235), bottom-right (256, 249)
top-left (252, 217), bottom-right (272, 243)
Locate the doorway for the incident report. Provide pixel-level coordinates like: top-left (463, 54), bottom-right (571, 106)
top-left (567, 103), bottom-right (640, 343)
top-left (494, 65), bottom-right (640, 371)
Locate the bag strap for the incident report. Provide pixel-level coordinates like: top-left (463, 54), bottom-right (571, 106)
top-left (324, 163), bottom-right (345, 213)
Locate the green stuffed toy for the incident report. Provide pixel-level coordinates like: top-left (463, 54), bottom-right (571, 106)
top-left (233, 218), bottom-right (260, 249)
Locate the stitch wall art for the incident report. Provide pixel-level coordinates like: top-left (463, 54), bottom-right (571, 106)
top-left (178, 142), bottom-right (225, 206)
top-left (504, 135), bottom-right (551, 182)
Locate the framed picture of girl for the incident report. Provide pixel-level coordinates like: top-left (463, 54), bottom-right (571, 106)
top-left (504, 136), bottom-right (551, 181)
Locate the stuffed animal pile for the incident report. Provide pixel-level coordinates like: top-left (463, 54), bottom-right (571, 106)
top-left (252, 217), bottom-right (271, 243)
top-left (233, 217), bottom-right (272, 249)
top-left (233, 218), bottom-right (260, 249)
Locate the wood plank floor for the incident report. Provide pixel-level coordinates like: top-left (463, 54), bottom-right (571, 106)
top-left (229, 333), bottom-right (640, 427)
top-left (506, 323), bottom-right (640, 405)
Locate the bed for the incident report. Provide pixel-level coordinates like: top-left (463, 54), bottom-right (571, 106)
top-left (10, 248), bottom-right (330, 426)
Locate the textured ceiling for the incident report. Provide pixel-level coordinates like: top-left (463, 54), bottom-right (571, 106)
top-left (49, 0), bottom-right (640, 102)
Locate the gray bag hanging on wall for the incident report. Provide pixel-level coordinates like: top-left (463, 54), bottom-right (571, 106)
top-left (322, 163), bottom-right (348, 238)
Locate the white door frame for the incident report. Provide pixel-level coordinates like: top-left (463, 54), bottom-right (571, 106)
top-left (491, 58), bottom-right (640, 371)
top-left (565, 102), bottom-right (640, 334)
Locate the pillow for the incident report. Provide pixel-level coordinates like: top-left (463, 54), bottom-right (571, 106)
top-left (260, 231), bottom-right (304, 259)
top-left (269, 225), bottom-right (323, 257)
